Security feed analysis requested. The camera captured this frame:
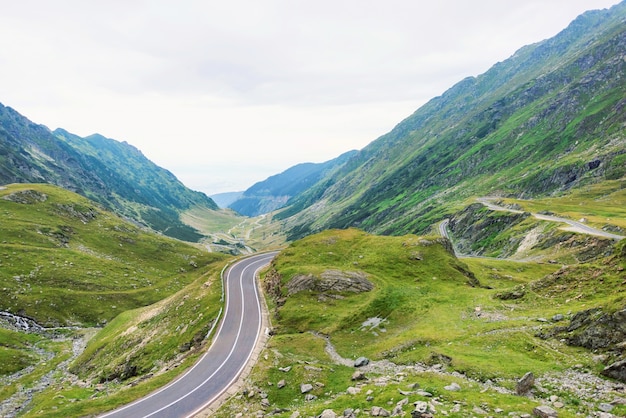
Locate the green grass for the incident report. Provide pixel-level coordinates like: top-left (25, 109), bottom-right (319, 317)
top-left (214, 228), bottom-right (624, 417)
top-left (0, 183), bottom-right (234, 416)
top-left (0, 183), bottom-right (228, 327)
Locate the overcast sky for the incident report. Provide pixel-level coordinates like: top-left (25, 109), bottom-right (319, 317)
top-left (0, 1), bottom-right (621, 195)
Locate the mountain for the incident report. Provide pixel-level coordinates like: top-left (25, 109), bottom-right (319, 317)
top-left (277, 1), bottom-right (626, 239)
top-left (0, 104), bottom-right (218, 241)
top-left (229, 150), bottom-right (357, 217)
top-left (210, 191), bottom-right (244, 208)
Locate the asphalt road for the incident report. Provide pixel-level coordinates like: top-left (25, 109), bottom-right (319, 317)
top-left (100, 251), bottom-right (277, 418)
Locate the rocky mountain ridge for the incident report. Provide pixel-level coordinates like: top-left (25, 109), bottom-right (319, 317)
top-left (276, 1), bottom-right (626, 240)
top-left (0, 104), bottom-right (217, 241)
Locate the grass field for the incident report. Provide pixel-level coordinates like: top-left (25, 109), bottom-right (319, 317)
top-left (214, 228), bottom-right (626, 417)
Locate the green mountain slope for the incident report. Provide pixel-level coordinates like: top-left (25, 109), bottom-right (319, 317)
top-left (278, 2), bottom-right (626, 239)
top-left (0, 105), bottom-right (218, 241)
top-left (229, 150), bottom-right (357, 217)
top-left (0, 183), bottom-right (225, 327)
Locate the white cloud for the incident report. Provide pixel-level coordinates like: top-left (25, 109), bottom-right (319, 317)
top-left (0, 0), bottom-right (621, 194)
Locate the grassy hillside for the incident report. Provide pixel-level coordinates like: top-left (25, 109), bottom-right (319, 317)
top-left (277, 2), bottom-right (626, 240)
top-left (0, 183), bottom-right (230, 417)
top-left (0, 183), bottom-right (226, 327)
top-left (0, 102), bottom-right (221, 241)
top-left (215, 229), bottom-right (626, 417)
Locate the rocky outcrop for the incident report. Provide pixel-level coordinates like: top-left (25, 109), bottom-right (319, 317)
top-left (2, 189), bottom-right (47, 204)
top-left (447, 203), bottom-right (531, 257)
top-left (542, 306), bottom-right (626, 382)
top-left (286, 270), bottom-right (374, 295)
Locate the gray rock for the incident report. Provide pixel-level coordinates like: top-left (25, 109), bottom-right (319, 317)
top-left (287, 270), bottom-right (373, 295)
top-left (343, 409), bottom-right (356, 418)
top-left (371, 406), bottom-right (390, 416)
top-left (319, 409), bottom-right (337, 418)
top-left (279, 366), bottom-right (292, 372)
top-left (300, 383), bottom-right (313, 394)
top-left (516, 371), bottom-right (535, 395)
top-left (533, 405), bottom-right (558, 417)
top-left (444, 382), bottom-right (461, 391)
top-left (598, 403), bottom-right (613, 412)
top-left (260, 398), bottom-right (270, 408)
top-left (354, 357), bottom-right (370, 367)
top-left (346, 386), bottom-right (360, 395)
top-left (602, 358), bottom-right (626, 383)
top-left (304, 394), bottom-right (317, 401)
top-left (413, 401), bottom-right (428, 413)
top-left (552, 314), bottom-right (565, 322)
top-left (277, 379), bottom-right (286, 389)
top-left (351, 370), bottom-right (366, 381)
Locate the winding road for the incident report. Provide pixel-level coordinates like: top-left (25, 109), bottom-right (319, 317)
top-left (438, 198), bottom-right (624, 256)
top-left (100, 251), bottom-right (277, 418)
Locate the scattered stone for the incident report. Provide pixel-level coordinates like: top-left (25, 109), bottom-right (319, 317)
top-left (516, 372), bottom-right (535, 395)
top-left (304, 394), bottom-right (317, 401)
top-left (343, 409), bottom-right (356, 418)
top-left (319, 409), bottom-right (337, 418)
top-left (300, 383), bottom-right (313, 394)
top-left (444, 382), bottom-right (461, 391)
top-left (304, 365), bottom-right (322, 371)
top-left (351, 370), bottom-right (366, 381)
top-left (346, 386), bottom-right (361, 395)
top-left (598, 403), bottom-right (613, 412)
top-left (371, 406), bottom-right (391, 416)
top-left (412, 402), bottom-right (435, 418)
top-left (549, 395), bottom-right (559, 403)
top-left (279, 366), bottom-right (292, 372)
top-left (602, 359), bottom-right (626, 382)
top-left (553, 402), bottom-right (564, 409)
top-left (533, 405), bottom-right (558, 417)
top-left (277, 379), bottom-right (286, 389)
top-left (354, 357), bottom-right (370, 367)
top-left (396, 398), bottom-right (409, 408)
top-left (552, 314), bottom-right (565, 322)
top-left (416, 390), bottom-right (433, 397)
top-left (473, 406), bottom-right (488, 414)
top-left (260, 398), bottom-right (270, 408)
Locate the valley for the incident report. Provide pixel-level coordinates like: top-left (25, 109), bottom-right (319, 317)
top-left (1, 2), bottom-right (625, 418)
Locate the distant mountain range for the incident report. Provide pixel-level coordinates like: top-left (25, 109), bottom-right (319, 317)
top-left (0, 105), bottom-right (217, 241)
top-left (228, 150), bottom-right (357, 217)
top-left (275, 1), bottom-right (626, 239)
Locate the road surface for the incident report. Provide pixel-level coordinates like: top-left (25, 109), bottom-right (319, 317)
top-left (476, 197), bottom-right (624, 240)
top-left (100, 251), bottom-right (277, 418)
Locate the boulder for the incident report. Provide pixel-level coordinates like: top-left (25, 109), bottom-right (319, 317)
top-left (354, 357), bottom-right (370, 367)
top-left (516, 371), bottom-right (535, 395)
top-left (444, 382), bottom-right (461, 391)
top-left (601, 358), bottom-right (626, 382)
top-left (319, 410), bottom-right (337, 418)
top-left (351, 370), bottom-right (366, 381)
top-left (370, 406), bottom-right (390, 416)
top-left (300, 383), bottom-right (313, 393)
top-left (287, 270), bottom-right (374, 295)
top-left (533, 405), bottom-right (557, 417)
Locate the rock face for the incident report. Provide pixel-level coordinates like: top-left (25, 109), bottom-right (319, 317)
top-left (533, 405), bottom-right (558, 417)
top-left (354, 357), bottom-right (370, 367)
top-left (516, 371), bottom-right (535, 395)
top-left (602, 358), bottom-right (626, 382)
top-left (286, 270), bottom-right (374, 295)
top-left (544, 306), bottom-right (626, 382)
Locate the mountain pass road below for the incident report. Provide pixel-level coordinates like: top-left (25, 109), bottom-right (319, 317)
top-left (99, 251), bottom-right (277, 418)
